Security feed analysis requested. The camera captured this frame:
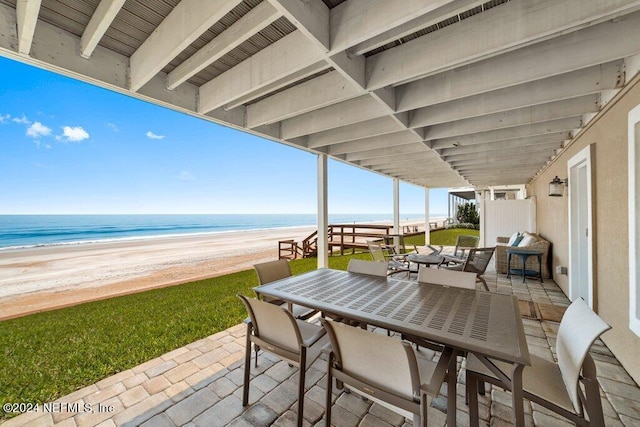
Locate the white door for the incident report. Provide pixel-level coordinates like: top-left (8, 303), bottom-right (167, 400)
top-left (568, 145), bottom-right (594, 307)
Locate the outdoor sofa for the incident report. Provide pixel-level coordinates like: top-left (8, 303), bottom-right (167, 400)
top-left (495, 232), bottom-right (551, 279)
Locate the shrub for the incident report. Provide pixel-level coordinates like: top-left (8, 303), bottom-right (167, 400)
top-left (456, 202), bottom-right (479, 225)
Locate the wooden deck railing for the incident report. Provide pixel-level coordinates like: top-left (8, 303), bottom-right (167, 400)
top-left (279, 223), bottom-right (419, 259)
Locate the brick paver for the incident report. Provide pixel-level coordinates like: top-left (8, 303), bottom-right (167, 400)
top-left (5, 266), bottom-right (640, 426)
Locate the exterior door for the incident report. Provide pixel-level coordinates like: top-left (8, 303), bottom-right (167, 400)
top-left (568, 145), bottom-right (594, 307)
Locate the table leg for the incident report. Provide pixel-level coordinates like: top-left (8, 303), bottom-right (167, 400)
top-left (537, 254), bottom-right (543, 283)
top-left (447, 350), bottom-right (459, 427)
top-left (520, 254), bottom-right (526, 283)
top-left (507, 253), bottom-right (512, 279)
top-left (511, 363), bottom-right (526, 426)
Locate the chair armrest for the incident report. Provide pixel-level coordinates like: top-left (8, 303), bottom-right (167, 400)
top-left (496, 236), bottom-right (510, 244)
top-left (421, 346), bottom-right (454, 396)
top-left (427, 245), bottom-right (443, 255)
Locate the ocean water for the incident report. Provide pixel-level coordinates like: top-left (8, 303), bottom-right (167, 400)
top-left (0, 214), bottom-right (436, 250)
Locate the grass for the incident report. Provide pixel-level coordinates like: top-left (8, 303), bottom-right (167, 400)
top-left (0, 228), bottom-right (476, 418)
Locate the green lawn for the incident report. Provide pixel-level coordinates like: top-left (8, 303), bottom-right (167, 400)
top-left (0, 228), bottom-right (477, 419)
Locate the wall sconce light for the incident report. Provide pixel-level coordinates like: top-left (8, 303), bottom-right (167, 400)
top-left (549, 176), bottom-right (568, 197)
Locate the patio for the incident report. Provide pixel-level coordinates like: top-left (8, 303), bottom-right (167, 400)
top-left (6, 267), bottom-right (640, 427)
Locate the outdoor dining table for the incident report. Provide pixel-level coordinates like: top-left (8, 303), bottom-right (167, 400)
top-left (254, 268), bottom-right (531, 426)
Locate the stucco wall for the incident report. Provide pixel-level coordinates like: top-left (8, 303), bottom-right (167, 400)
top-left (527, 79), bottom-right (640, 383)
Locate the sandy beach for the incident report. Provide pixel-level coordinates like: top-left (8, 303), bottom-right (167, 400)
top-left (0, 226), bottom-right (316, 320)
top-left (0, 220), bottom-right (430, 320)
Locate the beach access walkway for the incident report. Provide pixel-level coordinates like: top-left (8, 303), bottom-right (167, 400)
top-left (5, 268), bottom-right (640, 427)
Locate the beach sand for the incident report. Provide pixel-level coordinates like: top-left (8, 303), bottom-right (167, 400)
top-left (1, 220), bottom-right (432, 320)
top-left (0, 226), bottom-right (317, 320)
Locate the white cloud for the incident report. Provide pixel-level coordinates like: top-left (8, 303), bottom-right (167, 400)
top-left (146, 131), bottom-right (164, 140)
top-left (57, 126), bottom-right (90, 142)
top-left (178, 171), bottom-right (195, 181)
top-left (26, 122), bottom-right (52, 138)
top-left (106, 122), bottom-right (119, 132)
top-left (0, 114), bottom-right (10, 123)
top-left (13, 115), bottom-right (31, 124)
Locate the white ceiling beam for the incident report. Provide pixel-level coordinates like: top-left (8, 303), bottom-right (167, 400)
top-left (199, 31), bottom-right (326, 114)
top-left (80, 0), bottom-right (125, 59)
top-left (455, 158), bottom-right (550, 171)
top-left (397, 11), bottom-right (640, 112)
top-left (281, 95), bottom-right (389, 139)
top-left (307, 117), bottom-right (403, 149)
top-left (224, 61), bottom-right (329, 110)
top-left (350, 0), bottom-right (486, 56)
top-left (443, 145), bottom-right (556, 162)
top-left (246, 71), bottom-right (361, 128)
top-left (439, 134), bottom-right (565, 156)
top-left (429, 117), bottom-right (582, 150)
top-left (166, 2), bottom-right (281, 90)
top-left (345, 144), bottom-right (428, 162)
top-left (423, 95), bottom-right (599, 140)
top-left (16, 0), bottom-right (41, 55)
top-left (379, 164), bottom-right (454, 175)
top-left (358, 152), bottom-right (435, 167)
top-left (410, 62), bottom-right (622, 128)
top-left (366, 0), bottom-right (640, 90)
top-left (129, 0), bottom-right (242, 92)
top-left (268, 0), bottom-right (329, 52)
top-left (330, 0), bottom-right (459, 53)
top-left (328, 50), bottom-right (366, 89)
top-left (327, 131), bottom-right (420, 155)
top-left (463, 168), bottom-right (543, 179)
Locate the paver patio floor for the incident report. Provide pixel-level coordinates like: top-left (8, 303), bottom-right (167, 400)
top-left (5, 267), bottom-right (640, 426)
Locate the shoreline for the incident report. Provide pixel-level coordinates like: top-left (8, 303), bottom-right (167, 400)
top-left (0, 219), bottom-right (434, 321)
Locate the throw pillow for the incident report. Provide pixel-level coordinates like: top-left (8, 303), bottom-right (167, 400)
top-left (513, 234), bottom-right (525, 246)
top-left (518, 232), bottom-right (537, 247)
top-left (507, 232), bottom-right (520, 246)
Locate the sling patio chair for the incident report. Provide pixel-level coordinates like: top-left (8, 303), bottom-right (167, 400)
top-left (238, 295), bottom-right (328, 427)
top-left (347, 258), bottom-right (389, 277)
top-left (253, 259), bottom-right (318, 320)
top-left (442, 247), bottom-right (495, 291)
top-left (465, 298), bottom-right (611, 427)
top-left (442, 234), bottom-right (480, 266)
top-left (368, 240), bottom-right (416, 278)
top-left (321, 318), bottom-right (454, 427)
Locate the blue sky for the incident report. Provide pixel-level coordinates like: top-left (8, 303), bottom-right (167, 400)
top-left (0, 56), bottom-right (448, 215)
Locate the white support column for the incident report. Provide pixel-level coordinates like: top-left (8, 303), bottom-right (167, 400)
top-left (478, 191), bottom-right (486, 247)
top-left (317, 154), bottom-right (329, 268)
top-left (393, 178), bottom-right (400, 252)
top-left (424, 188), bottom-right (430, 245)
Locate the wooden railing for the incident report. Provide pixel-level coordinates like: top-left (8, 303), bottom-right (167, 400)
top-left (279, 223), bottom-right (403, 259)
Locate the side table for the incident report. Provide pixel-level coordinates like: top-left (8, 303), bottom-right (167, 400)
top-left (506, 248), bottom-right (543, 283)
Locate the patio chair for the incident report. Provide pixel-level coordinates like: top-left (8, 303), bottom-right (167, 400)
top-left (418, 266), bottom-right (477, 289)
top-left (368, 240), bottom-right (415, 278)
top-left (442, 247), bottom-right (495, 291)
top-left (442, 234), bottom-right (480, 265)
top-left (253, 259), bottom-right (317, 320)
top-left (347, 258), bottom-right (388, 277)
top-left (321, 319), bottom-right (453, 426)
top-left (238, 295), bottom-right (328, 427)
top-left (465, 298), bottom-right (611, 427)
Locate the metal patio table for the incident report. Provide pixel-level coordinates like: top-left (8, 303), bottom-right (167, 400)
top-left (254, 268), bottom-right (531, 426)
top-left (406, 253), bottom-right (445, 268)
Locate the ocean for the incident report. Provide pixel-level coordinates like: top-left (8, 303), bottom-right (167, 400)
top-left (0, 214), bottom-right (437, 250)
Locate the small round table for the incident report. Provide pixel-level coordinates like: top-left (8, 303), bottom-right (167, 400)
top-left (406, 253), bottom-right (444, 268)
top-left (506, 248), bottom-right (543, 283)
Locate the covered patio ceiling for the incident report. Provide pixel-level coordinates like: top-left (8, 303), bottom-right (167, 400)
top-left (1, 0), bottom-right (640, 189)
